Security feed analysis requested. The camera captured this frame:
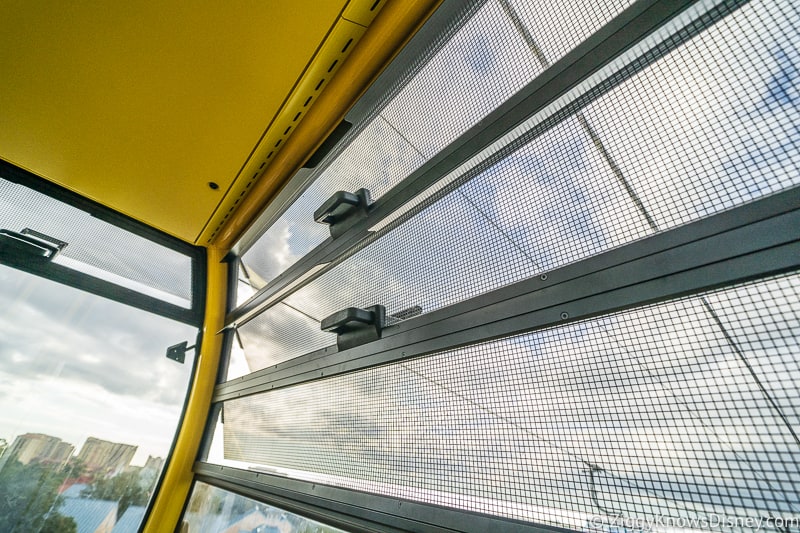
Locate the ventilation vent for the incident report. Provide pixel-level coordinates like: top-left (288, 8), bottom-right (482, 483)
top-left (200, 0), bottom-right (386, 245)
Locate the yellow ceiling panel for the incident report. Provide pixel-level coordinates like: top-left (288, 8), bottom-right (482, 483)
top-left (198, 17), bottom-right (368, 244)
top-left (0, 1), bottom-right (348, 241)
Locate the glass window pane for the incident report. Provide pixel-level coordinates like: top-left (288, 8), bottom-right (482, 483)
top-left (183, 481), bottom-right (348, 533)
top-left (239, 0), bottom-right (632, 290)
top-left (0, 265), bottom-right (196, 532)
top-left (236, 0), bottom-right (800, 371)
top-left (220, 271), bottom-right (800, 530)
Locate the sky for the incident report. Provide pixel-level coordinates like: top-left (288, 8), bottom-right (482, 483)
top-left (0, 241), bottom-right (196, 466)
top-left (226, 0), bottom-right (800, 529)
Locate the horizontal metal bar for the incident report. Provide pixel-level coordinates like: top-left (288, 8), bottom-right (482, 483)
top-left (227, 226), bottom-right (367, 329)
top-left (215, 187), bottom-right (800, 400)
top-left (1, 159), bottom-right (206, 325)
top-left (0, 252), bottom-right (203, 326)
top-left (226, 1), bottom-right (502, 259)
top-left (195, 462), bottom-right (573, 533)
top-left (226, 0), bottom-right (712, 329)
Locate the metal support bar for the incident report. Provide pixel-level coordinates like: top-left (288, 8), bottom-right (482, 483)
top-left (215, 186), bottom-right (800, 401)
top-left (0, 251), bottom-right (203, 326)
top-left (194, 462), bottom-right (573, 533)
top-left (0, 160), bottom-right (207, 326)
top-left (226, 0), bottom-right (739, 330)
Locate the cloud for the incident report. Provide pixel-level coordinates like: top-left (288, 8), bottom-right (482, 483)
top-left (0, 265), bottom-right (196, 405)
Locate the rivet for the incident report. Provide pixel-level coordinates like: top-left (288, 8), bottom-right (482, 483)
top-left (560, 312), bottom-right (569, 320)
top-left (540, 274), bottom-right (548, 281)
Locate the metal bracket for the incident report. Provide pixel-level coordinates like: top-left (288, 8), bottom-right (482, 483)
top-left (314, 188), bottom-right (372, 238)
top-left (166, 341), bottom-right (196, 364)
top-left (0, 228), bottom-right (67, 261)
top-left (321, 304), bottom-right (385, 351)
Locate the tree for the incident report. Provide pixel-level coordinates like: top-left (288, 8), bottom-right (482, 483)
top-left (41, 513), bottom-right (77, 533)
top-left (0, 459), bottom-right (74, 533)
top-left (81, 470), bottom-right (150, 516)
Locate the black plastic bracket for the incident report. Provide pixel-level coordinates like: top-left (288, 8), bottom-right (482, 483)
top-left (0, 228), bottom-right (67, 261)
top-left (166, 340), bottom-right (196, 364)
top-left (321, 304), bottom-right (386, 351)
top-left (314, 188), bottom-right (372, 239)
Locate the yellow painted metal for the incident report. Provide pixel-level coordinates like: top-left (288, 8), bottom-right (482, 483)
top-left (343, 0), bottom-right (387, 26)
top-left (197, 17), bottom-right (367, 245)
top-left (214, 0), bottom-right (444, 249)
top-left (0, 1), bottom-right (347, 242)
top-left (143, 246), bottom-right (227, 533)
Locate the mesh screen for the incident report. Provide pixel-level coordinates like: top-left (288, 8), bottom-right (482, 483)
top-left (579, 0), bottom-right (800, 230)
top-left (223, 271), bottom-right (800, 531)
top-left (236, 0), bottom-right (800, 370)
top-left (239, 0), bottom-right (632, 288)
top-left (0, 177), bottom-right (193, 306)
top-left (237, 301), bottom-right (335, 371)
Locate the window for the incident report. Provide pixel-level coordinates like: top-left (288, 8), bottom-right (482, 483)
top-left (183, 482), bottom-right (347, 533)
top-left (0, 166), bottom-right (203, 533)
top-left (202, 0), bottom-right (800, 531)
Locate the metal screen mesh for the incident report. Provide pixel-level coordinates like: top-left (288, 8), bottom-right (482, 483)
top-left (0, 177), bottom-right (193, 305)
top-left (237, 301), bottom-right (335, 370)
top-left (224, 271), bottom-right (800, 531)
top-left (236, 0), bottom-right (800, 370)
top-left (239, 0), bottom-right (631, 288)
top-left (579, 0), bottom-right (800, 231)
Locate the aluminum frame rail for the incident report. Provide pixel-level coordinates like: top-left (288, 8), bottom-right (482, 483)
top-left (195, 462), bottom-right (573, 533)
top-left (215, 186), bottom-right (800, 401)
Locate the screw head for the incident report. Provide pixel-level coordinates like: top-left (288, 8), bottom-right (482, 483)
top-left (560, 312), bottom-right (569, 320)
top-left (540, 274), bottom-right (548, 281)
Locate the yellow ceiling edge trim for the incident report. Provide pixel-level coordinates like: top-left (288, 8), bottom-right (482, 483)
top-left (343, 0), bottom-right (386, 26)
top-left (212, 0), bottom-right (444, 249)
top-left (143, 246), bottom-right (227, 533)
top-left (197, 1), bottom-right (381, 246)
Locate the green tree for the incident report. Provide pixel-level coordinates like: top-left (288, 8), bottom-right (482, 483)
top-left (41, 513), bottom-right (77, 533)
top-left (81, 470), bottom-right (150, 516)
top-left (0, 459), bottom-right (72, 533)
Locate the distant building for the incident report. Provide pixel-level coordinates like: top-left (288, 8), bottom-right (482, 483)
top-left (1, 433), bottom-right (74, 469)
top-left (143, 455), bottom-right (164, 472)
top-left (137, 455), bottom-right (164, 488)
top-left (60, 483), bottom-right (89, 498)
top-left (111, 506), bottom-right (146, 533)
top-left (60, 497), bottom-right (117, 533)
top-left (77, 437), bottom-right (137, 476)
